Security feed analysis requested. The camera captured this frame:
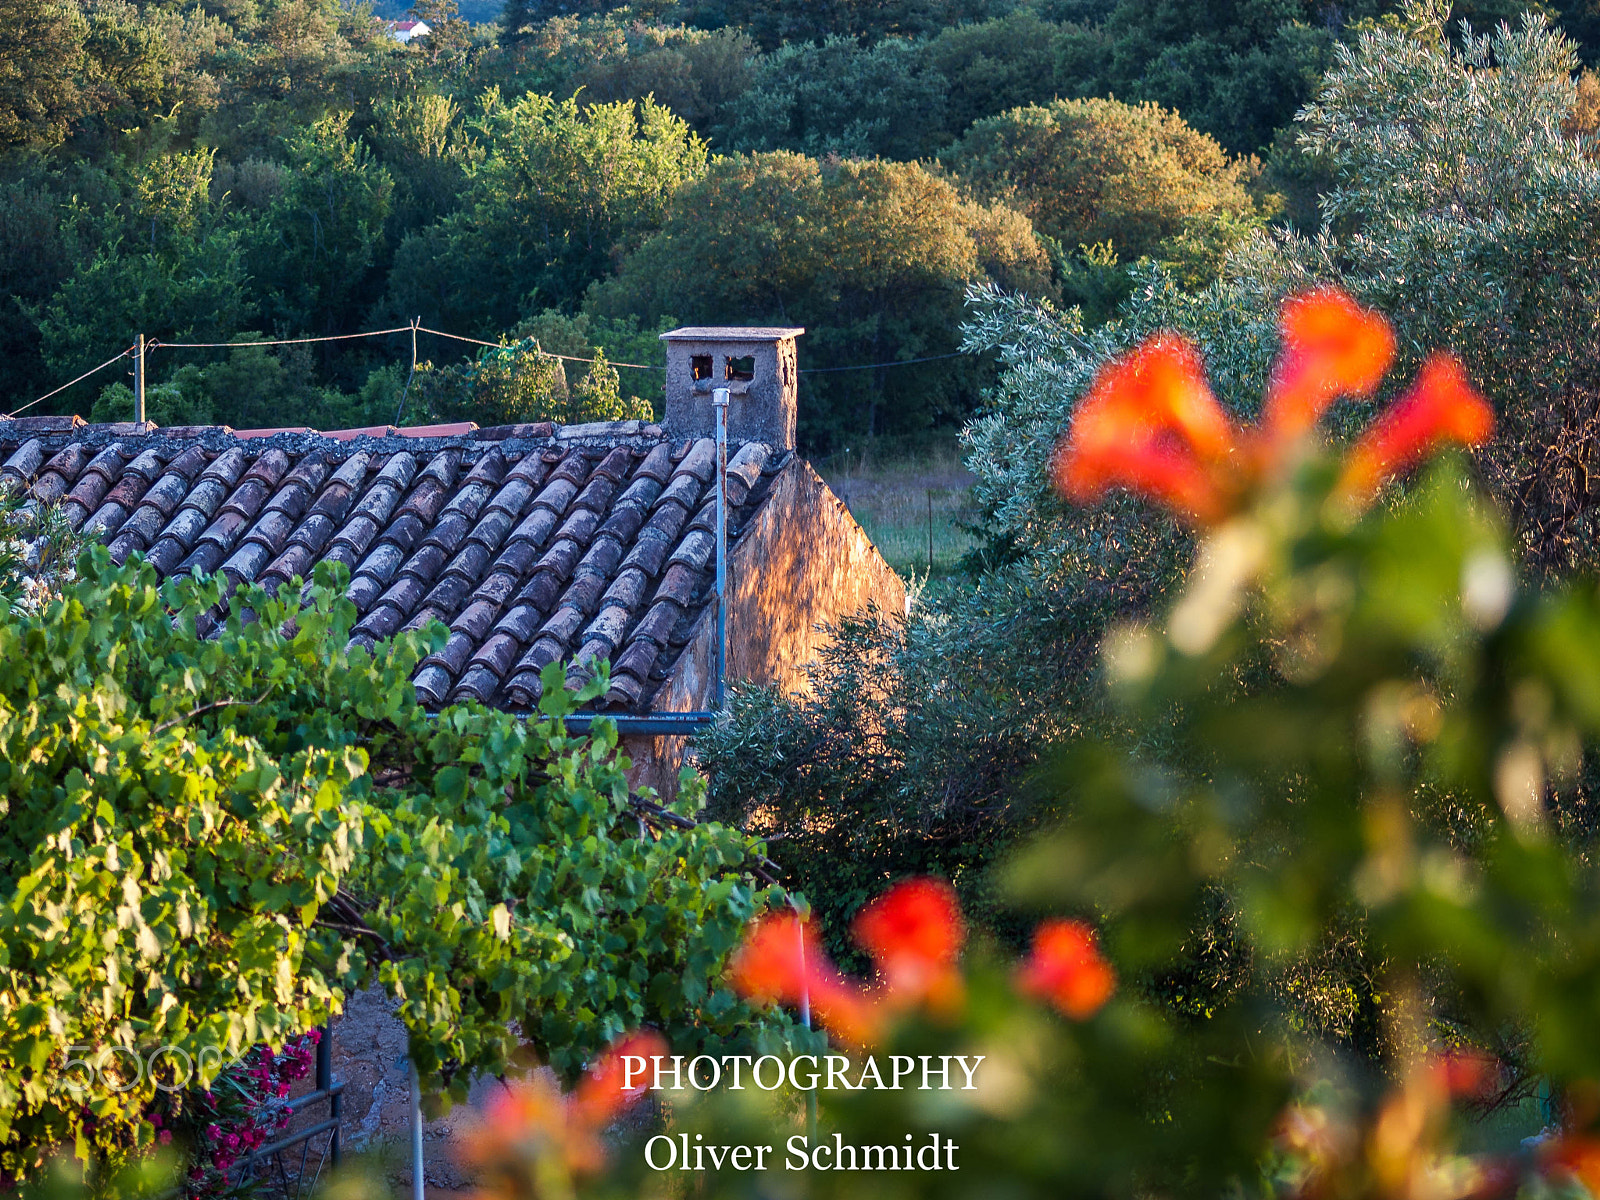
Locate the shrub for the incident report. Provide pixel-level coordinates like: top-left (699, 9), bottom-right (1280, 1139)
top-left (941, 96), bottom-right (1267, 279)
top-left (0, 551), bottom-right (793, 1177)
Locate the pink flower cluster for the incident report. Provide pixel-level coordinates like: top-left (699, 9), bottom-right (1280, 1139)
top-left (155, 1030), bottom-right (322, 1196)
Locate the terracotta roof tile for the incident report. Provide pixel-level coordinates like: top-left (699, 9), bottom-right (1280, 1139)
top-left (264, 543), bottom-right (316, 583)
top-left (401, 542), bottom-right (448, 585)
top-left (657, 471), bottom-right (704, 511)
top-left (470, 631), bottom-right (521, 678)
top-left (492, 603), bottom-right (542, 643)
top-left (452, 599), bottom-right (501, 640)
top-left (179, 540), bottom-right (226, 576)
top-left (559, 570), bottom-right (606, 617)
top-left (413, 665), bottom-right (452, 706)
top-left (291, 513), bottom-right (337, 554)
top-left (346, 574), bottom-right (385, 613)
top-left (6, 415), bottom-right (83, 433)
top-left (630, 599), bottom-right (681, 648)
top-left (553, 506), bottom-right (601, 546)
top-left (422, 572), bottom-right (473, 613)
top-left (424, 631), bottom-right (477, 676)
top-left (1, 418), bottom-right (790, 712)
top-left (84, 502), bottom-right (129, 539)
top-left (397, 422), bottom-right (476, 439)
top-left (382, 512), bottom-right (426, 553)
top-left (452, 664), bottom-right (502, 704)
top-left (531, 476), bottom-right (580, 516)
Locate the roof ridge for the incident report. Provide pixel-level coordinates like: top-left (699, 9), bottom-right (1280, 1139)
top-left (0, 415), bottom-right (675, 456)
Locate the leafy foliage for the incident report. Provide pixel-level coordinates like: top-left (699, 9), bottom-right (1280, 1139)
top-left (588, 151), bottom-right (1052, 447)
top-left (700, 2), bottom-right (1600, 1028)
top-left (481, 301), bottom-right (1600, 1199)
top-left (383, 90), bottom-right (707, 337)
top-left (942, 96), bottom-right (1269, 287)
top-left (0, 551), bottom-right (793, 1176)
top-left (412, 338), bottom-right (654, 425)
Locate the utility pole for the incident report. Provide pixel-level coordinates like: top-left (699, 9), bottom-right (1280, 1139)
top-left (134, 334), bottom-right (146, 424)
top-left (395, 317), bottom-right (420, 427)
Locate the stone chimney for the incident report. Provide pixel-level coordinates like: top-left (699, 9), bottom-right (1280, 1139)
top-left (660, 326), bottom-right (804, 451)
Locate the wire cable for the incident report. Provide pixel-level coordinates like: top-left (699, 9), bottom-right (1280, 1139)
top-left (6, 328), bottom-right (979, 425)
top-left (798, 351), bottom-right (967, 373)
top-left (416, 326), bottom-right (663, 370)
top-left (158, 326), bottom-right (415, 349)
top-left (3, 347), bottom-right (135, 419)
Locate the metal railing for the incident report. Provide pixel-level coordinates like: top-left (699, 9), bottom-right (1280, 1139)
top-left (234, 1026), bottom-right (344, 1200)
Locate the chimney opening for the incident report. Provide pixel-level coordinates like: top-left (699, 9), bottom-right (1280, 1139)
top-left (691, 354), bottom-right (714, 382)
top-left (725, 355), bottom-right (755, 382)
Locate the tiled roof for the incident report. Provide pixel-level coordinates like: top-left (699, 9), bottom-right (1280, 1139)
top-left (0, 416), bottom-right (789, 712)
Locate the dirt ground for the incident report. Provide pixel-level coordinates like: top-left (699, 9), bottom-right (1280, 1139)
top-left (323, 988), bottom-right (501, 1196)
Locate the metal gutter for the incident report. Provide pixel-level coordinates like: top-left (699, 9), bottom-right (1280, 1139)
top-left (485, 711), bottom-right (720, 735)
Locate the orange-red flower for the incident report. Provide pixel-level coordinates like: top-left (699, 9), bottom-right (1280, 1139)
top-left (852, 877), bottom-right (966, 1013)
top-left (1547, 1135), bottom-right (1600, 1195)
top-left (1017, 918), bottom-right (1116, 1020)
top-left (457, 1030), bottom-right (668, 1183)
top-left (1263, 287), bottom-right (1396, 446)
top-left (1428, 1050), bottom-right (1499, 1102)
top-left (726, 913), bottom-right (823, 1008)
top-left (726, 912), bottom-right (883, 1045)
top-left (1053, 334), bottom-right (1241, 525)
top-left (1336, 352), bottom-right (1494, 502)
top-left (570, 1030), bottom-right (670, 1130)
top-left (1052, 288), bottom-right (1494, 525)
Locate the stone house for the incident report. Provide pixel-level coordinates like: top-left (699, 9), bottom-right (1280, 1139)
top-left (0, 327), bottom-right (906, 794)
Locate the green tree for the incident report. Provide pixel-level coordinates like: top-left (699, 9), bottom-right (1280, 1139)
top-left (370, 91), bottom-right (477, 233)
top-left (246, 112), bottom-right (395, 333)
top-left (0, 173), bottom-right (84, 407)
top-left (1051, 0), bottom-right (1391, 153)
top-left (34, 232), bottom-right (255, 383)
top-left (701, 2), bottom-right (1600, 995)
top-left (922, 8), bottom-right (1073, 138)
top-left (1283, 1), bottom-right (1600, 576)
top-left (385, 91), bottom-right (707, 334)
top-left (411, 339), bottom-right (653, 426)
top-left (407, 0), bottom-right (471, 68)
top-left (714, 35), bottom-right (951, 160)
top-left (690, 0), bottom-right (1013, 51)
top-left (569, 24), bottom-right (757, 134)
top-left (942, 96), bottom-right (1267, 284)
top-left (0, 0), bottom-right (87, 147)
top-left (588, 151), bottom-right (1053, 446)
top-left (0, 553), bottom-right (795, 1176)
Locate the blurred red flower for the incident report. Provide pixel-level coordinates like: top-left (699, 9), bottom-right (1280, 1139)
top-left (571, 1030), bottom-right (670, 1130)
top-left (1429, 1049), bottom-right (1499, 1101)
top-left (1053, 334), bottom-right (1240, 524)
top-left (1053, 288), bottom-right (1492, 524)
top-left (852, 877), bottom-right (965, 1012)
top-left (1336, 353), bottom-right (1495, 503)
top-left (1263, 287), bottom-right (1395, 447)
top-left (727, 912), bottom-right (883, 1045)
top-left (1017, 919), bottom-right (1116, 1020)
top-left (1545, 1135), bottom-right (1600, 1196)
top-left (458, 1030), bottom-right (668, 1183)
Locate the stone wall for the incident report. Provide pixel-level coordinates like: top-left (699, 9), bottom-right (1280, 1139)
top-left (623, 457), bottom-right (908, 797)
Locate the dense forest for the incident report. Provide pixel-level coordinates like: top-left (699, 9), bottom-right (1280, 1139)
top-left (3, 0), bottom-right (1598, 448)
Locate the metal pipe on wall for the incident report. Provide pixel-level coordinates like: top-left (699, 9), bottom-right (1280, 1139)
top-left (713, 386), bottom-right (730, 711)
